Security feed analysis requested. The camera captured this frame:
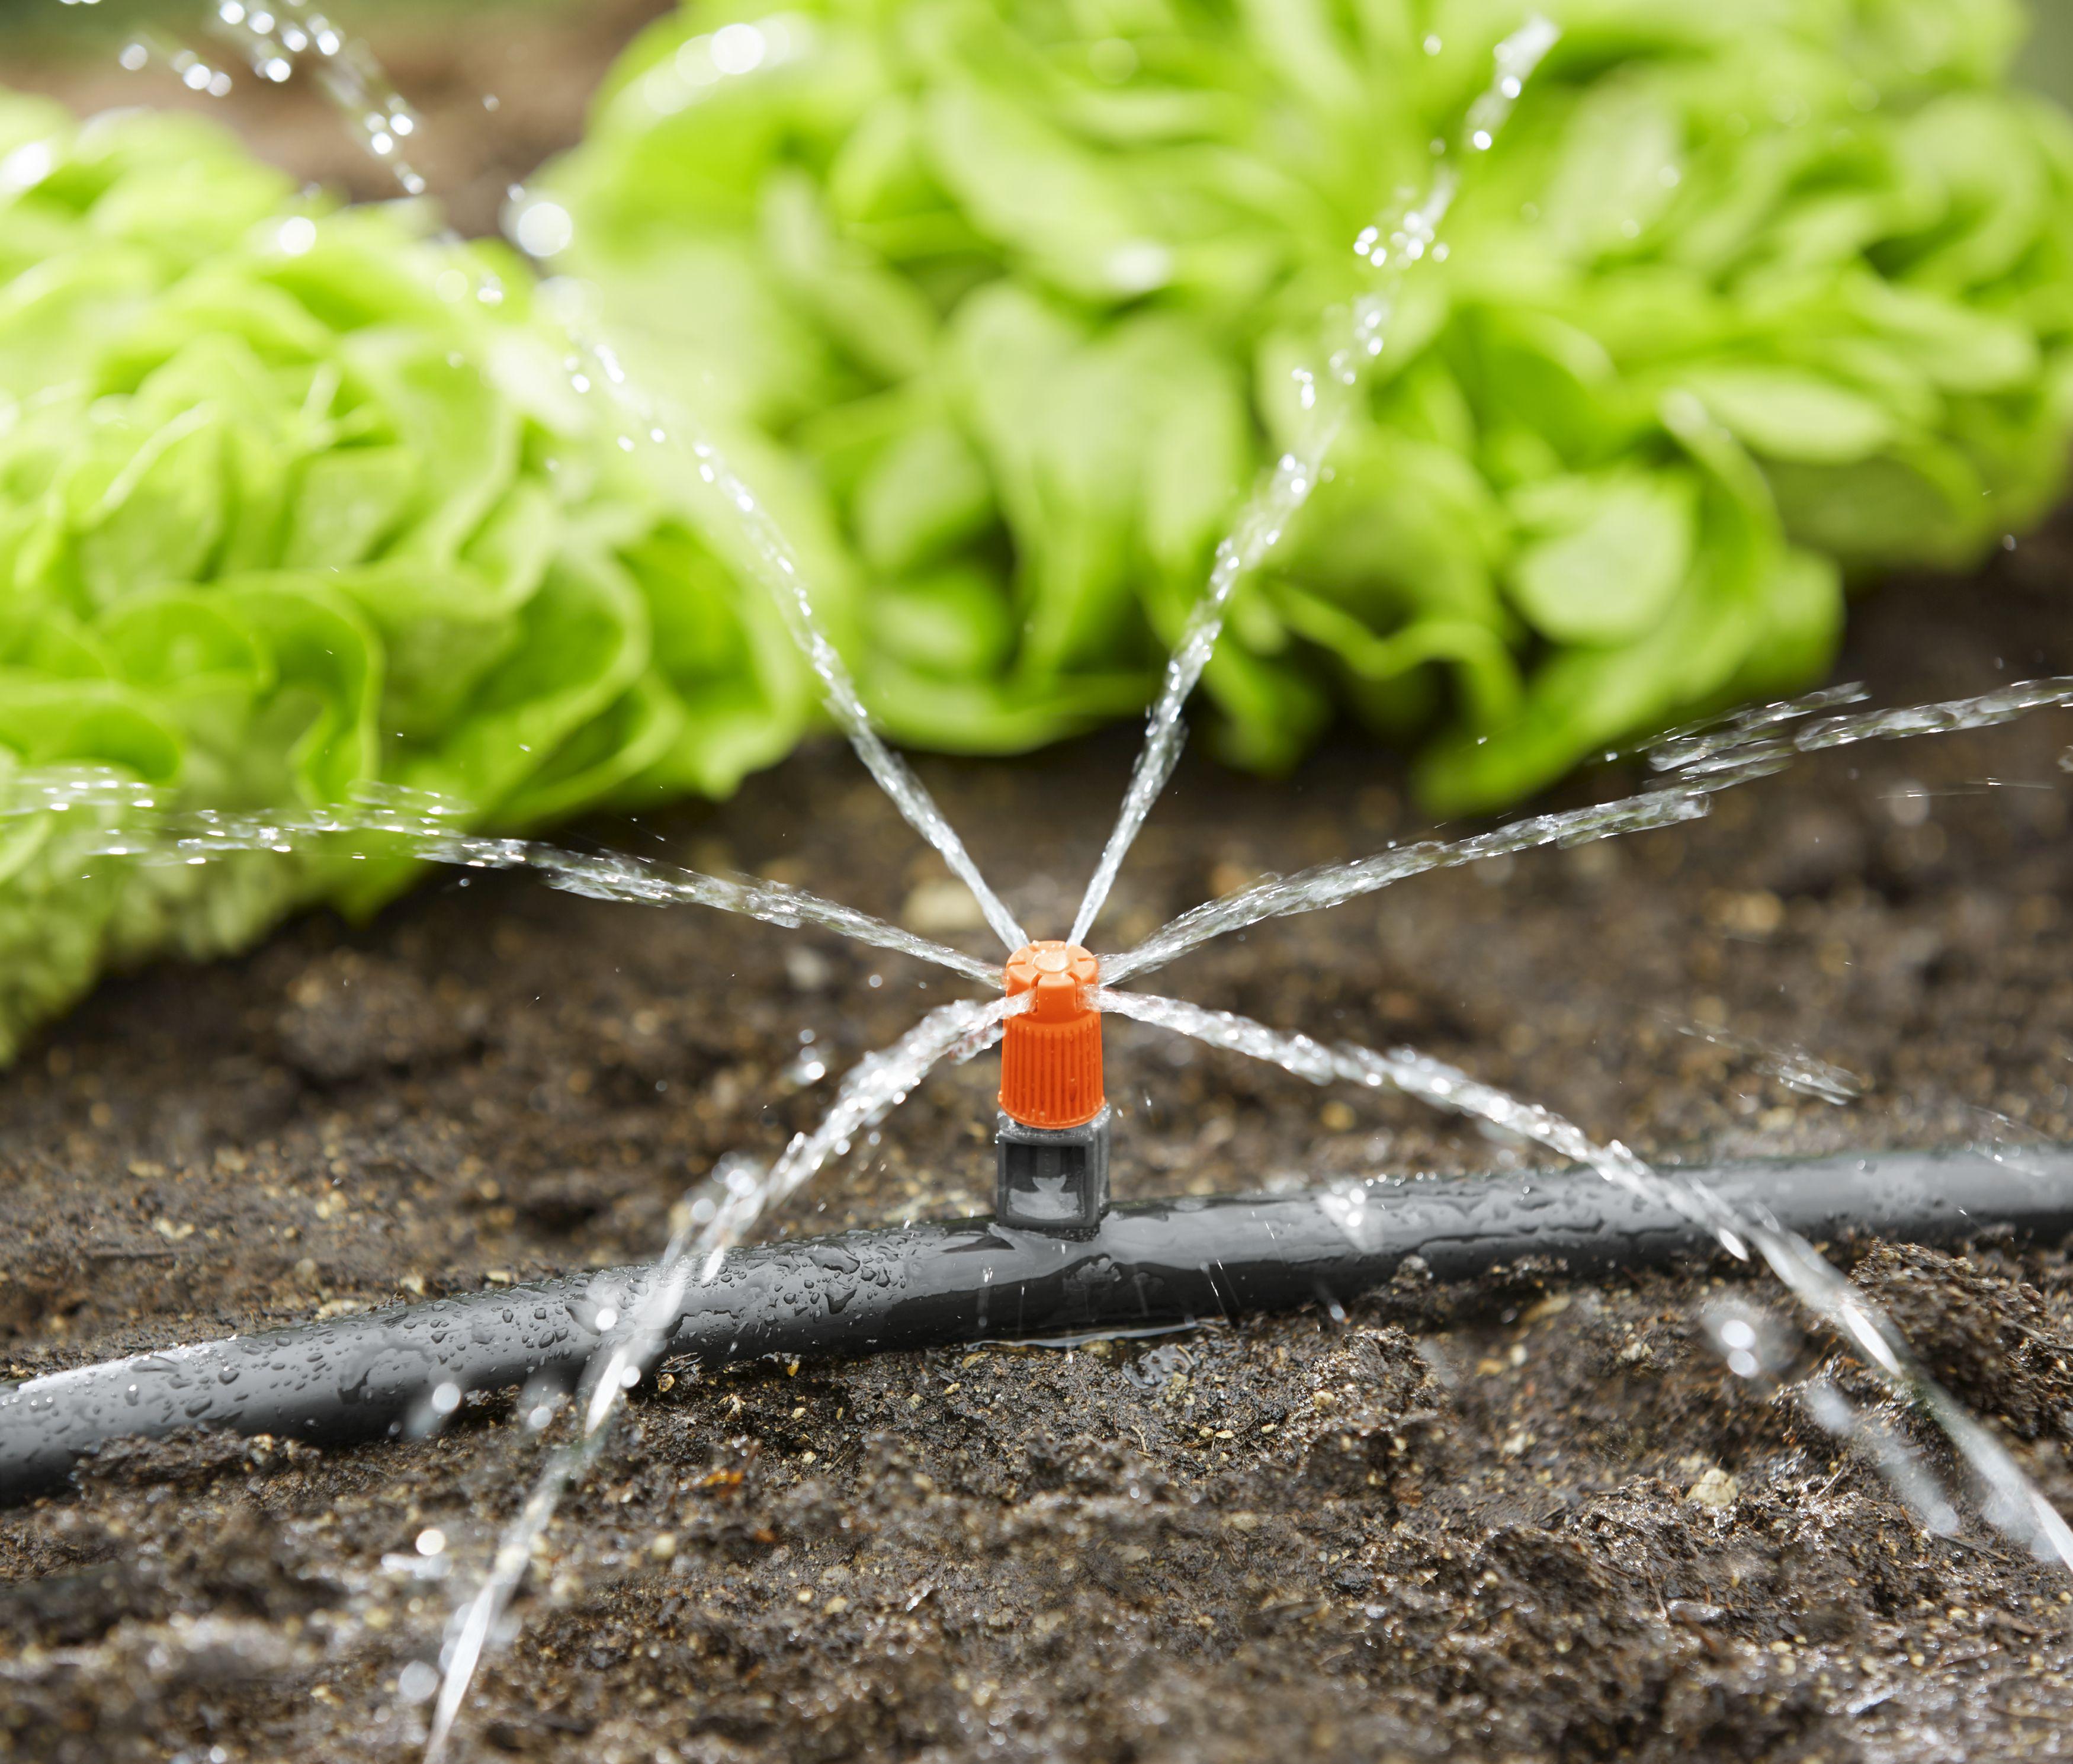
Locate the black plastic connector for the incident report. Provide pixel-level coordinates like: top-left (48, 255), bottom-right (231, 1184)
top-left (994, 1104), bottom-right (1112, 1233)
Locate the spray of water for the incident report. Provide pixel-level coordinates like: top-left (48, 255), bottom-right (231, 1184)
top-left (421, 992), bottom-right (1018, 1760)
top-left (1066, 16), bottom-right (1560, 948)
top-left (1703, 1301), bottom-right (1966, 1538)
top-left (1664, 1014), bottom-right (1863, 1108)
top-left (521, 845), bottom-right (998, 984)
top-left (1066, 428), bottom-right (1346, 947)
top-left (1796, 676), bottom-right (2073, 754)
top-left (474, 16), bottom-right (1025, 948)
top-left (688, 993), bottom-right (1021, 1275)
top-left (1105, 674), bottom-right (2073, 983)
top-left (113, 29), bottom-right (239, 95)
top-left (204, 0), bottom-right (429, 194)
top-left (1095, 986), bottom-right (2073, 1569)
top-left (421, 1173), bottom-right (714, 1764)
top-left (669, 429), bottom-right (1029, 954)
top-left (1104, 778), bottom-right (1721, 983)
top-left (1800, 1375), bottom-right (1965, 1538)
top-left (1654, 676), bottom-right (2073, 773)
top-left (1096, 987), bottom-right (1750, 1252)
top-left (1645, 682), bottom-right (1872, 777)
top-left (94, 21), bottom-right (1031, 1750)
top-left (1, 773), bottom-right (997, 984)
top-left (504, 311), bottom-right (1032, 954)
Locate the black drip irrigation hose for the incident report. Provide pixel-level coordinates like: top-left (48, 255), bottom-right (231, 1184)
top-left (4, 1147), bottom-right (2069, 1505)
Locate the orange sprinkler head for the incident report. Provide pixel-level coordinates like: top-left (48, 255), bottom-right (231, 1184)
top-left (999, 942), bottom-right (1103, 1129)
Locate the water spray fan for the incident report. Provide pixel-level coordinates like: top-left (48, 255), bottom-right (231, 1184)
top-left (7, 13), bottom-right (2073, 1753)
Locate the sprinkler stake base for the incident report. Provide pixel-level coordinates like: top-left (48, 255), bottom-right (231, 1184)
top-left (995, 1105), bottom-right (1111, 1234)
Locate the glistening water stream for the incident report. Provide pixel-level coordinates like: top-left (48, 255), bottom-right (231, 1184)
top-left (1, 774), bottom-right (999, 982)
top-left (93, 9), bottom-right (1039, 1747)
top-left (1067, 15), bottom-right (1560, 950)
top-left (1103, 676), bottom-right (2073, 983)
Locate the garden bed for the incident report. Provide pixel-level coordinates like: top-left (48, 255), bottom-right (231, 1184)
top-left (8, 12), bottom-right (2073, 1755)
top-left (4, 550), bottom-right (2073, 1760)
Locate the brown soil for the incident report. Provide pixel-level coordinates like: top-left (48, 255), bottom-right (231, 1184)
top-left (8, 24), bottom-right (2073, 1763)
top-left (5, 549), bottom-right (2073, 1763)
top-left (5, 0), bottom-right (675, 238)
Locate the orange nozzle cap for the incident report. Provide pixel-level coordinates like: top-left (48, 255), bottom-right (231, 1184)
top-left (999, 941), bottom-right (1103, 1129)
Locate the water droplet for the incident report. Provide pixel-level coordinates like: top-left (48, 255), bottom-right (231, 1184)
top-left (514, 198), bottom-right (580, 259)
top-left (710, 21), bottom-right (767, 73)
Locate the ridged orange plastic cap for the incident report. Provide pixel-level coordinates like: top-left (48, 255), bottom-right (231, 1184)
top-left (999, 941), bottom-right (1103, 1129)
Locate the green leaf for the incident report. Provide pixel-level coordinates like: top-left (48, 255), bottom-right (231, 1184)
top-left (0, 243), bottom-right (160, 398)
top-left (0, 602), bottom-right (108, 678)
top-left (500, 671), bottom-right (685, 828)
top-left (220, 576), bottom-right (382, 804)
top-left (1273, 582), bottom-right (1522, 727)
top-left (870, 564), bottom-right (1016, 679)
top-left (397, 553), bottom-right (648, 814)
top-left (1681, 364), bottom-right (1897, 463)
top-left (67, 406), bottom-right (226, 608)
top-left (0, 675), bottom-right (182, 780)
top-left (1844, 276), bottom-right (2039, 393)
top-left (283, 447), bottom-right (419, 567)
top-left (865, 660), bottom-right (1154, 755)
top-left (343, 329), bottom-right (519, 566)
top-left (99, 589), bottom-right (270, 775)
top-left (922, 81), bottom-right (1168, 301)
top-left (760, 171), bottom-right (939, 383)
top-left (1505, 469), bottom-right (1698, 644)
top-left (618, 521), bottom-right (811, 799)
top-left (1541, 76), bottom-right (1684, 260)
top-left (853, 420), bottom-right (994, 577)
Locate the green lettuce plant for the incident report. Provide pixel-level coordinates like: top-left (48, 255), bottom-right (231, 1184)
top-left (544, 0), bottom-right (2073, 809)
top-left (0, 95), bottom-right (816, 1060)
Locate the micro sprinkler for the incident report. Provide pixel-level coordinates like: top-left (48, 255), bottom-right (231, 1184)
top-left (994, 941), bottom-right (1110, 1233)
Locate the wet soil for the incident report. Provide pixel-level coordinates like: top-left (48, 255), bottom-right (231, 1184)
top-left (6, 544), bottom-right (2073, 1762)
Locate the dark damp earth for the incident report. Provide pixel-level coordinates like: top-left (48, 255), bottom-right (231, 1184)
top-left (7, 540), bottom-right (2073, 1761)
top-left (7, 20), bottom-right (2073, 1757)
